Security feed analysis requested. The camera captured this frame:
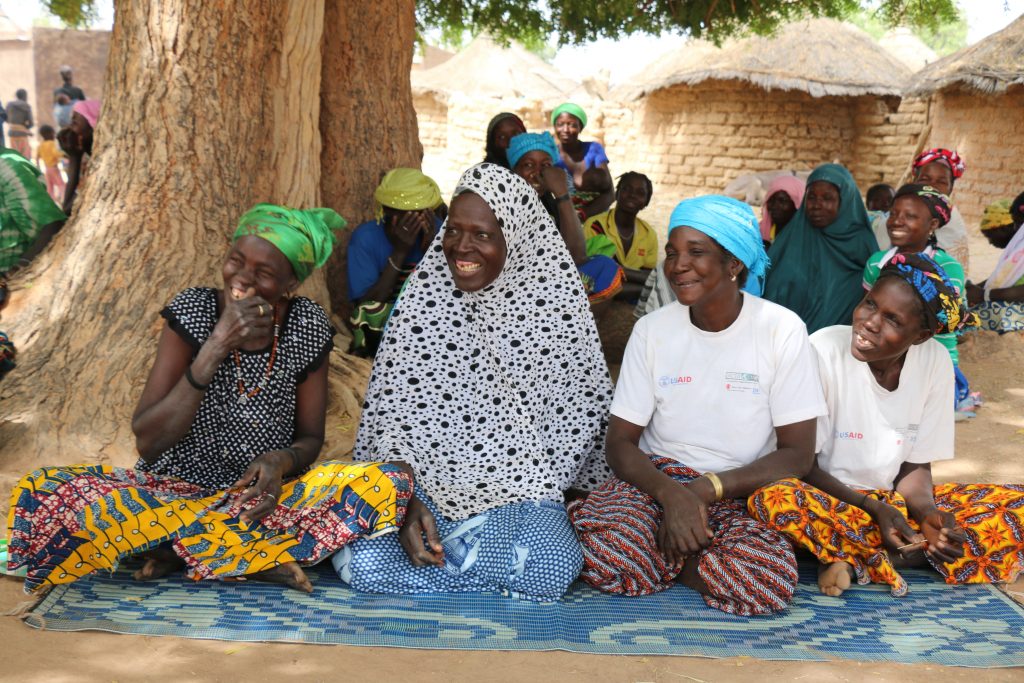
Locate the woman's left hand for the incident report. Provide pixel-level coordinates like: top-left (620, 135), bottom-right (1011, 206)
top-left (232, 451), bottom-right (288, 525)
top-left (920, 511), bottom-right (967, 564)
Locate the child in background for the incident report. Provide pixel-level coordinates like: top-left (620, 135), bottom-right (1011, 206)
top-left (36, 125), bottom-right (65, 203)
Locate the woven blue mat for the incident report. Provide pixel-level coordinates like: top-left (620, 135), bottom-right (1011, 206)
top-left (22, 562), bottom-right (1024, 666)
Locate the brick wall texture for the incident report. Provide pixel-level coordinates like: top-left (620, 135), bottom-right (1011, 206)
top-left (415, 81), bottom-right (1020, 240)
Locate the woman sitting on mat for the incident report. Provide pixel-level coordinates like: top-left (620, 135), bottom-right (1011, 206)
top-left (569, 196), bottom-right (827, 616)
top-left (6, 204), bottom-right (412, 594)
top-left (507, 131), bottom-right (624, 304)
top-left (335, 163), bottom-right (612, 601)
top-left (750, 253), bottom-right (1024, 597)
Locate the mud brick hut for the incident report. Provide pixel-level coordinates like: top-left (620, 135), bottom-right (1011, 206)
top-left (604, 19), bottom-right (924, 226)
top-left (411, 35), bottom-right (592, 195)
top-left (904, 13), bottom-right (1024, 229)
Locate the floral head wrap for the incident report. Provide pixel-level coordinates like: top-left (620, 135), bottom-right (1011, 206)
top-left (894, 184), bottom-right (953, 227)
top-left (506, 131), bottom-right (560, 169)
top-left (913, 148), bottom-right (965, 180)
top-left (233, 203), bottom-right (345, 282)
top-left (550, 102), bottom-right (587, 129)
top-left (980, 199), bottom-right (1014, 232)
top-left (374, 168), bottom-right (443, 221)
top-left (878, 252), bottom-right (978, 335)
top-left (669, 195), bottom-right (770, 296)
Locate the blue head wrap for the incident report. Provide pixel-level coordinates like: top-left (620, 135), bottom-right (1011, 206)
top-left (506, 132), bottom-right (560, 170)
top-left (668, 195), bottom-right (771, 296)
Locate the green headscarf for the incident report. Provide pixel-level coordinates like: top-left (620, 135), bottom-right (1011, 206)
top-left (233, 203), bottom-right (345, 282)
top-left (374, 168), bottom-right (442, 220)
top-left (550, 102), bottom-right (587, 129)
top-left (762, 164), bottom-right (878, 333)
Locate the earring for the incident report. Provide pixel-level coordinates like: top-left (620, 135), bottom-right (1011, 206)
top-left (730, 274), bottom-right (737, 282)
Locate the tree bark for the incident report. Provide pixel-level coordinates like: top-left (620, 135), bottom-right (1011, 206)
top-left (319, 0), bottom-right (424, 322)
top-left (0, 0), bottom-right (351, 503)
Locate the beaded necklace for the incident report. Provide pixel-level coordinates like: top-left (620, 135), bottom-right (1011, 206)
top-left (232, 304), bottom-right (279, 404)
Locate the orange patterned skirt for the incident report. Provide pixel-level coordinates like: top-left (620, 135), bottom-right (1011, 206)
top-left (748, 478), bottom-right (1024, 596)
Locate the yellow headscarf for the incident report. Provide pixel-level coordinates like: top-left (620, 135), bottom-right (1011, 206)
top-left (374, 168), bottom-right (442, 221)
top-left (980, 199), bottom-right (1014, 232)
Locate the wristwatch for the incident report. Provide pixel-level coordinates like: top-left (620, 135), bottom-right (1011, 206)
top-left (554, 192), bottom-right (571, 203)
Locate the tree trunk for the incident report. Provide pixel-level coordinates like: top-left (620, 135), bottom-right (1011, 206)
top-left (319, 0), bottom-right (424, 322)
top-left (0, 0), bottom-right (417, 505)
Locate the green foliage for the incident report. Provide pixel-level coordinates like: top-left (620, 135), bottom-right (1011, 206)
top-left (847, 2), bottom-right (967, 56)
top-left (416, 0), bottom-right (962, 46)
top-left (40, 0), bottom-right (97, 28)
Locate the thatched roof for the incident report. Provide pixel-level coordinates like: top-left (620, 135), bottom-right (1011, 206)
top-left (412, 35), bottom-right (582, 103)
top-left (618, 19), bottom-right (911, 100)
top-left (906, 14), bottom-right (1024, 96)
top-left (879, 28), bottom-right (937, 72)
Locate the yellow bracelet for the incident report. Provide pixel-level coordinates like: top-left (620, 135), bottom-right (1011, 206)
top-left (703, 472), bottom-right (724, 502)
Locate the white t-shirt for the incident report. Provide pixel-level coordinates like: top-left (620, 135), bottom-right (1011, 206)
top-left (811, 325), bottom-right (954, 491)
top-left (612, 293), bottom-right (827, 473)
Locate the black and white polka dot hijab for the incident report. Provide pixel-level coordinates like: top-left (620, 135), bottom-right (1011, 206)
top-left (354, 162), bottom-right (612, 520)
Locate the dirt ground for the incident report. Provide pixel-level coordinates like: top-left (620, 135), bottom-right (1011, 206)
top-left (2, 234), bottom-right (1022, 682)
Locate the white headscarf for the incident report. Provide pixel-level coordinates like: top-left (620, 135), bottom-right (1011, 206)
top-left (354, 163), bottom-right (612, 520)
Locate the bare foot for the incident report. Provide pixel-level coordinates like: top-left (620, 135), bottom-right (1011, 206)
top-left (251, 562), bottom-right (313, 593)
top-left (132, 552), bottom-right (186, 581)
top-left (818, 562), bottom-right (854, 596)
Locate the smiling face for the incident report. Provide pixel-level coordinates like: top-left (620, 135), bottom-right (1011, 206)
top-left (554, 112), bottom-right (582, 146)
top-left (615, 175), bottom-right (651, 215)
top-left (850, 277), bottom-right (932, 364)
top-left (913, 162), bottom-right (954, 196)
top-left (663, 226), bottom-right (742, 308)
top-left (513, 150), bottom-right (553, 194)
top-left (222, 235), bottom-right (298, 304)
top-left (442, 192), bottom-right (508, 292)
top-left (886, 195), bottom-right (939, 251)
top-left (804, 181), bottom-right (841, 229)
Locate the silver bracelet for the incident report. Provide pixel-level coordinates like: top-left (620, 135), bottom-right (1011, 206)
top-left (387, 256), bottom-right (402, 272)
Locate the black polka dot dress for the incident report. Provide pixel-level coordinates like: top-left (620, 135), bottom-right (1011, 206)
top-left (135, 287), bottom-right (333, 489)
top-left (354, 163), bottom-right (613, 521)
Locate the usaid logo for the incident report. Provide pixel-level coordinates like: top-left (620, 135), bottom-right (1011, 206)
top-left (835, 430), bottom-right (864, 440)
top-left (659, 375), bottom-right (693, 387)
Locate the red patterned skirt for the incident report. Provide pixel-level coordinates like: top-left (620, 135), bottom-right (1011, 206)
top-left (569, 456), bottom-right (798, 616)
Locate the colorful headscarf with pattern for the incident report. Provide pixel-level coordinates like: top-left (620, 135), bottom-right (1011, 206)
top-left (550, 102), bottom-right (587, 129)
top-left (894, 184), bottom-right (953, 226)
top-left (233, 203), bottom-right (345, 282)
top-left (878, 252), bottom-right (978, 335)
top-left (506, 131), bottom-right (560, 169)
top-left (913, 148), bottom-right (965, 180)
top-left (980, 199), bottom-right (1014, 232)
top-left (374, 168), bottom-right (443, 221)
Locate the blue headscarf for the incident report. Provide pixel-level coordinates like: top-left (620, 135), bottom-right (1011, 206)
top-left (668, 195), bottom-right (770, 296)
top-left (506, 132), bottom-right (560, 169)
